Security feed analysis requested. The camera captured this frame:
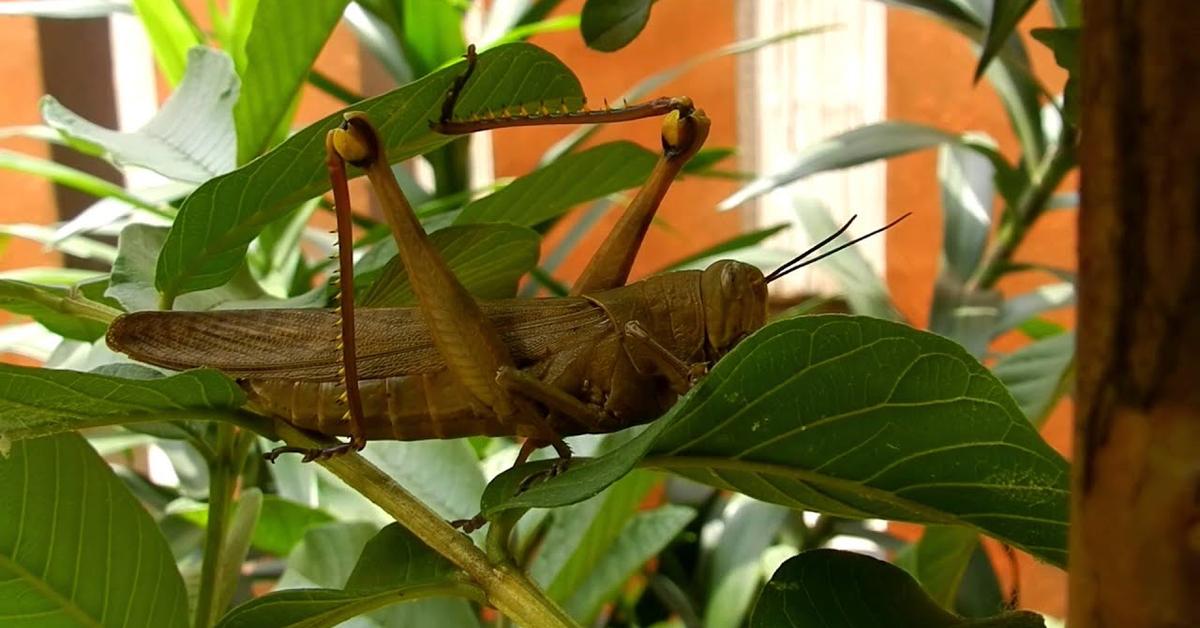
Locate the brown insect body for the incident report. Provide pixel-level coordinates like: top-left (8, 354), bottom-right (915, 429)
top-left (107, 262), bottom-right (768, 441)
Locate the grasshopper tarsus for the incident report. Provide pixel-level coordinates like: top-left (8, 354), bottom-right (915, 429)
top-left (450, 515), bottom-right (487, 533)
top-left (263, 437), bottom-right (365, 464)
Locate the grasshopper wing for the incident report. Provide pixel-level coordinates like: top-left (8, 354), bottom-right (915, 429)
top-left (107, 299), bottom-right (611, 381)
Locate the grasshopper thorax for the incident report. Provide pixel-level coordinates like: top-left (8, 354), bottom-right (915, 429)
top-left (700, 260), bottom-right (768, 360)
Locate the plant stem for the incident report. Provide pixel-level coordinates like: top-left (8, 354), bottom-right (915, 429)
top-left (194, 424), bottom-right (238, 628)
top-left (967, 128), bottom-right (1078, 291)
top-left (275, 423), bottom-right (579, 628)
top-left (309, 70), bottom-right (365, 105)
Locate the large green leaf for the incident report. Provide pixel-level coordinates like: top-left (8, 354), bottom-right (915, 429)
top-left (481, 315), bottom-right (1070, 567)
top-left (719, 122), bottom-right (959, 211)
top-left (130, 0), bottom-right (204, 85)
top-left (0, 433), bottom-right (190, 627)
top-left (992, 332), bottom-right (1074, 428)
top-left (234, 0), bottom-right (350, 162)
top-left (43, 47), bottom-right (238, 183)
top-left (222, 523), bottom-right (476, 628)
top-left (157, 43), bottom-right (584, 302)
top-left (359, 224), bottom-right (540, 307)
top-left (580, 0), bottom-right (653, 52)
top-left (456, 141), bottom-right (657, 227)
top-left (0, 279), bottom-right (113, 341)
top-left (975, 0), bottom-right (1038, 82)
top-left (749, 549), bottom-right (1044, 627)
top-left (0, 364), bottom-right (247, 441)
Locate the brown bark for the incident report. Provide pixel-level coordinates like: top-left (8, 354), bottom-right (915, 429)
top-left (1071, 2), bottom-right (1200, 626)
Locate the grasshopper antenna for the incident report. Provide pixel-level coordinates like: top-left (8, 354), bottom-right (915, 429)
top-left (765, 212), bottom-right (912, 284)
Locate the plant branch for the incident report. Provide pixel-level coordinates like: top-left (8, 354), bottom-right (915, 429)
top-left (194, 424), bottom-right (238, 628)
top-left (967, 128), bottom-right (1079, 291)
top-left (275, 423), bottom-right (579, 628)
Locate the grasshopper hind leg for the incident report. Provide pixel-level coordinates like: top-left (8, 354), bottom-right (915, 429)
top-left (263, 438), bottom-right (364, 464)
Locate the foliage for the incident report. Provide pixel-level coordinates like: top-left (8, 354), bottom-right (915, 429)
top-left (0, 1), bottom-right (1077, 627)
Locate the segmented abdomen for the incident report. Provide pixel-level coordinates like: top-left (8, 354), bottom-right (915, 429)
top-left (245, 369), bottom-right (519, 440)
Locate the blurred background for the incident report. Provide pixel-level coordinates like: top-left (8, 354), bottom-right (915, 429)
top-left (0, 0), bottom-right (1076, 624)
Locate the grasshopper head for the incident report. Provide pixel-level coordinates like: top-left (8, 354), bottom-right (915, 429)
top-left (700, 260), bottom-right (768, 359)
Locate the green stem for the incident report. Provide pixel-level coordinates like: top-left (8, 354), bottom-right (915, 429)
top-left (275, 423), bottom-right (579, 628)
top-left (194, 424), bottom-right (238, 628)
top-left (967, 129), bottom-right (1078, 291)
top-left (308, 70), bottom-right (365, 105)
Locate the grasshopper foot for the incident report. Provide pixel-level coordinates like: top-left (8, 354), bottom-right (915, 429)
top-left (450, 514), bottom-right (487, 533)
top-left (264, 437), bottom-right (366, 464)
top-left (517, 454), bottom-right (572, 493)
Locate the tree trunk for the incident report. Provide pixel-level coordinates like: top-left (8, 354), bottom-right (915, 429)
top-left (1071, 3), bottom-right (1200, 626)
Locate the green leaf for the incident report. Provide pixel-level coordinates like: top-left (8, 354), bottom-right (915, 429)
top-left (0, 223), bottom-right (119, 264)
top-left (565, 505), bottom-right (695, 622)
top-left (703, 496), bottom-right (790, 628)
top-left (43, 47), bottom-right (238, 183)
top-left (0, 0), bottom-right (129, 17)
top-left (1030, 27), bottom-right (1080, 126)
top-left (0, 433), bottom-right (190, 627)
top-left (928, 276), bottom-right (1001, 358)
top-left (157, 43), bottom-right (584, 302)
top-left (360, 440), bottom-right (489, 524)
top-left (0, 279), bottom-right (113, 341)
top-left (234, 0), bottom-right (350, 162)
top-left (222, 523), bottom-right (476, 628)
top-left (1048, 0), bottom-right (1081, 28)
top-left (992, 333), bottom-right (1074, 428)
top-left (938, 143), bottom-right (994, 282)
top-left (456, 141), bottom-right (657, 227)
top-left (0, 364), bottom-right (247, 441)
top-left (481, 315), bottom-right (1070, 567)
top-left (248, 198), bottom-right (319, 298)
top-left (720, 122), bottom-right (959, 211)
top-left (532, 470), bottom-right (660, 599)
top-left (580, 0), bottom-right (653, 52)
top-left (130, 0), bottom-right (204, 85)
top-left (108, 224), bottom-right (265, 312)
top-left (277, 522), bottom-right (378, 590)
top-left (975, 1), bottom-right (1037, 81)
top-left (216, 487), bottom-right (264, 614)
top-left (749, 549), bottom-right (1045, 627)
top-left (399, 0), bottom-right (466, 76)
top-left (0, 149), bottom-right (162, 214)
top-left (994, 283), bottom-right (1074, 336)
top-left (176, 494), bottom-right (334, 558)
top-left (895, 525), bottom-right (979, 608)
top-left (359, 225), bottom-right (540, 307)
top-left (662, 224), bottom-right (789, 272)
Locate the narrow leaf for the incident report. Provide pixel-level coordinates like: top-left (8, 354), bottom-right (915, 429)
top-left (994, 282), bottom-right (1074, 336)
top-left (0, 279), bottom-right (113, 341)
top-left (234, 0), bottom-right (350, 162)
top-left (992, 333), bottom-right (1074, 428)
top-left (157, 43), bottom-right (584, 301)
top-left (359, 224), bottom-right (540, 307)
top-left (566, 505), bottom-right (696, 623)
top-left (220, 523), bottom-right (474, 628)
top-left (580, 0), bottom-right (653, 52)
top-left (704, 496), bottom-right (790, 628)
top-left (662, 224), bottom-right (789, 272)
top-left (795, 201), bottom-right (902, 321)
top-left (720, 123), bottom-right (959, 211)
top-left (895, 525), bottom-right (979, 608)
top-left (481, 315), bottom-right (1071, 567)
top-left (0, 433), bottom-right (190, 627)
top-left (456, 141), bottom-right (657, 227)
top-left (975, 0), bottom-right (1037, 81)
top-left (938, 143), bottom-right (994, 281)
top-left (749, 549), bottom-right (1045, 627)
top-left (0, 364), bottom-right (247, 441)
top-left (0, 149), bottom-right (161, 213)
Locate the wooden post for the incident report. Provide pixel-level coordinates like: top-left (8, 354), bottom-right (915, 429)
top-left (1071, 2), bottom-right (1200, 626)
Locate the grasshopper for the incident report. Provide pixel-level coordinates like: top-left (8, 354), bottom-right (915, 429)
top-left (107, 46), bottom-right (905, 483)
